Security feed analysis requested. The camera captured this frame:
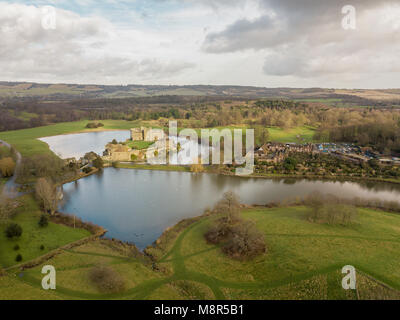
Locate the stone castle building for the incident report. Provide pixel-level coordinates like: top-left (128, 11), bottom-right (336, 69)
top-left (130, 127), bottom-right (165, 142)
top-left (103, 127), bottom-right (166, 162)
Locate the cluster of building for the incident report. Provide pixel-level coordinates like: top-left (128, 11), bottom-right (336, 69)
top-left (255, 142), bottom-right (400, 166)
top-left (255, 143), bottom-right (315, 164)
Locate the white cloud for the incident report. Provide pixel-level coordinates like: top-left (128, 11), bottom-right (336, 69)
top-left (0, 2), bottom-right (195, 84)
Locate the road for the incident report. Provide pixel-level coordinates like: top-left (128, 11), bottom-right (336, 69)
top-left (0, 139), bottom-right (22, 198)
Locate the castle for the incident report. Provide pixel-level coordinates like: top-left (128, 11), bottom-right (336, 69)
top-left (130, 127), bottom-right (165, 142)
top-left (102, 127), bottom-right (166, 162)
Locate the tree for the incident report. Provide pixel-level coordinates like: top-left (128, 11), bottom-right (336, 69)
top-left (92, 156), bottom-right (104, 169)
top-left (254, 126), bottom-right (270, 147)
top-left (35, 178), bottom-right (58, 215)
top-left (190, 163), bottom-right (204, 173)
top-left (0, 157), bottom-right (15, 177)
top-left (214, 191), bottom-right (241, 224)
top-left (222, 221), bottom-right (266, 259)
top-left (38, 214), bottom-right (49, 227)
top-left (284, 157), bottom-right (297, 171)
top-left (5, 223), bottom-right (22, 238)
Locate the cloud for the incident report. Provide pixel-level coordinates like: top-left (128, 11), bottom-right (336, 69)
top-left (202, 0), bottom-right (400, 82)
top-left (0, 2), bottom-right (195, 84)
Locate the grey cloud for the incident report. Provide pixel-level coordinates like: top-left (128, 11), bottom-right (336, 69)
top-left (202, 0), bottom-right (400, 79)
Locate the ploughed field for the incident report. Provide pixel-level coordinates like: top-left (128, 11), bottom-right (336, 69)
top-left (1, 206), bottom-right (400, 300)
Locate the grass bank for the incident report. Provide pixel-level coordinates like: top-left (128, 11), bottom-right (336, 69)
top-left (113, 163), bottom-right (190, 172)
top-left (0, 195), bottom-right (90, 268)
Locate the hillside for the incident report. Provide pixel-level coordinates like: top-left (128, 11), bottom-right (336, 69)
top-left (1, 82), bottom-right (400, 106)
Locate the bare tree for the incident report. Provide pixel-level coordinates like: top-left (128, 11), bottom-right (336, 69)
top-left (35, 178), bottom-right (58, 215)
top-left (214, 191), bottom-right (241, 224)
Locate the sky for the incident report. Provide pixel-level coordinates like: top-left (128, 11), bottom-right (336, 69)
top-left (0, 0), bottom-right (399, 88)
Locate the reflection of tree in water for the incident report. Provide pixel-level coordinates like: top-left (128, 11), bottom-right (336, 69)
top-left (94, 169), bottom-right (104, 181)
top-left (209, 173), bottom-right (247, 191)
top-left (282, 178), bottom-right (297, 185)
top-left (357, 180), bottom-right (400, 193)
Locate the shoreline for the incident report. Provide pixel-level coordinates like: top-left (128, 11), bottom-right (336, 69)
top-left (38, 128), bottom-right (130, 139)
top-left (70, 162), bottom-right (400, 186)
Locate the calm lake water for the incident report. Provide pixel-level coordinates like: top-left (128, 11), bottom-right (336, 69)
top-left (43, 131), bottom-right (400, 250)
top-left (39, 131), bottom-right (131, 159)
top-left (60, 168), bottom-right (400, 250)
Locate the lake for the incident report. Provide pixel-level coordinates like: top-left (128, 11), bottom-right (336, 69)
top-left (60, 168), bottom-right (400, 250)
top-left (43, 131), bottom-right (400, 250)
top-left (39, 131), bottom-right (131, 159)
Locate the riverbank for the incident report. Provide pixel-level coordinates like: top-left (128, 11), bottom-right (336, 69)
top-left (101, 162), bottom-right (400, 185)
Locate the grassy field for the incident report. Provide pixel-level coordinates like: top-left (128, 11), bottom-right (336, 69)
top-left (1, 206), bottom-right (399, 300)
top-left (176, 125), bottom-right (317, 144)
top-left (126, 140), bottom-right (155, 150)
top-left (0, 195), bottom-right (90, 268)
top-left (267, 126), bottom-right (316, 143)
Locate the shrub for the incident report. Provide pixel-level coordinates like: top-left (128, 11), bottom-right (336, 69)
top-left (204, 192), bottom-right (266, 260)
top-left (190, 163), bottom-right (204, 173)
top-left (284, 157), bottom-right (297, 171)
top-left (92, 157), bottom-right (104, 169)
top-left (5, 223), bottom-right (23, 239)
top-left (15, 254), bottom-right (22, 262)
top-left (82, 167), bottom-right (93, 174)
top-left (40, 245), bottom-right (45, 250)
top-left (14, 244), bottom-right (20, 251)
top-left (131, 154), bottom-right (138, 161)
top-left (204, 218), bottom-right (232, 244)
top-left (305, 192), bottom-right (358, 225)
top-left (86, 122), bottom-right (104, 129)
top-left (89, 266), bottom-right (125, 293)
top-left (35, 178), bottom-right (58, 216)
top-left (0, 157), bottom-right (16, 177)
top-left (38, 214), bottom-right (49, 227)
top-left (222, 221), bottom-right (266, 260)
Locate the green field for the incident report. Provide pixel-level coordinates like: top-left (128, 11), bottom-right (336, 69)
top-left (267, 126), bottom-right (316, 143)
top-left (1, 206), bottom-right (399, 299)
top-left (0, 195), bottom-right (90, 268)
top-left (126, 140), bottom-right (155, 150)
